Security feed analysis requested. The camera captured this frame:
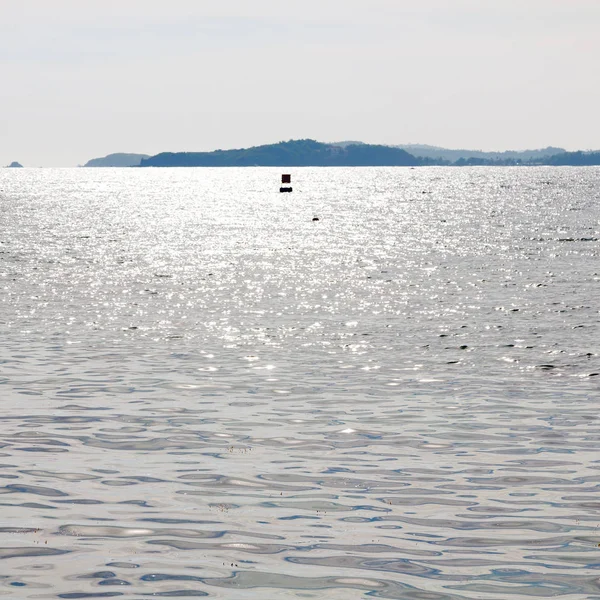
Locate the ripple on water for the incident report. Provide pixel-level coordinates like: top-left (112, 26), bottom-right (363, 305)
top-left (1, 167), bottom-right (600, 598)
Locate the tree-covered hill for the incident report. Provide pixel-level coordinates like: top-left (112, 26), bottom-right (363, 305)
top-left (90, 141), bottom-right (600, 168)
top-left (140, 139), bottom-right (419, 167)
top-left (543, 151), bottom-right (600, 166)
top-left (84, 153), bottom-right (149, 167)
top-left (393, 144), bottom-right (566, 163)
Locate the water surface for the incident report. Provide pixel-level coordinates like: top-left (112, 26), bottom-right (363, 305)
top-left (1, 167), bottom-right (599, 599)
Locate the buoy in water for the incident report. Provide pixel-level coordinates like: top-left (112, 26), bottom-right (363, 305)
top-left (312, 217), bottom-right (319, 221)
top-left (280, 174), bottom-right (292, 193)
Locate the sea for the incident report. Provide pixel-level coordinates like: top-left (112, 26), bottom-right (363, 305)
top-left (1, 166), bottom-right (599, 600)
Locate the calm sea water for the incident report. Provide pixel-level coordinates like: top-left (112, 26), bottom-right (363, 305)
top-left (1, 167), bottom-right (599, 599)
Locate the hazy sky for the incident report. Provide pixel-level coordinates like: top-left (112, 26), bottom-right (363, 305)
top-left (2, 0), bottom-right (599, 166)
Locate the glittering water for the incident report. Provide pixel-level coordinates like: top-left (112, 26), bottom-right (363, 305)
top-left (1, 166), bottom-right (600, 599)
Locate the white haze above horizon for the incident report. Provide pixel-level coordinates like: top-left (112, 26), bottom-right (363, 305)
top-left (1, 0), bottom-right (599, 166)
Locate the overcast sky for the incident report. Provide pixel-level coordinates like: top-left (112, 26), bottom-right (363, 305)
top-left (1, 0), bottom-right (599, 166)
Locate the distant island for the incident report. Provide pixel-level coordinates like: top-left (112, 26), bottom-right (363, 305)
top-left (544, 151), bottom-right (600, 166)
top-left (332, 142), bottom-right (600, 166)
top-left (83, 141), bottom-right (600, 168)
top-left (5, 161), bottom-right (23, 168)
top-left (84, 153), bottom-right (149, 167)
top-left (140, 139), bottom-right (418, 167)
top-left (390, 144), bottom-right (567, 163)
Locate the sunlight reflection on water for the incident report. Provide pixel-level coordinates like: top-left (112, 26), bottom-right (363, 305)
top-left (0, 167), bottom-right (600, 599)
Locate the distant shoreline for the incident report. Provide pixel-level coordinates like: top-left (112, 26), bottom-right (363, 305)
top-left (81, 140), bottom-right (600, 169)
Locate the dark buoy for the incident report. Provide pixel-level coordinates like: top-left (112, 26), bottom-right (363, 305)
top-left (280, 174), bottom-right (292, 193)
top-left (312, 217), bottom-right (319, 221)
